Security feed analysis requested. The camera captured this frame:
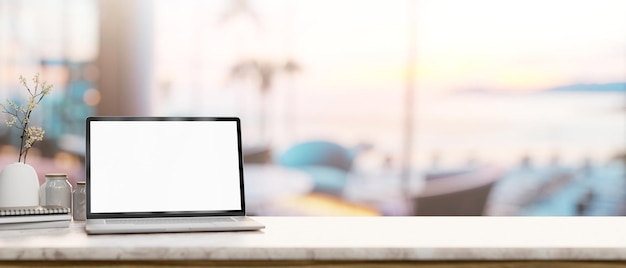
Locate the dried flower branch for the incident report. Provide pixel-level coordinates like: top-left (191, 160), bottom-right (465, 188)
top-left (0, 73), bottom-right (52, 163)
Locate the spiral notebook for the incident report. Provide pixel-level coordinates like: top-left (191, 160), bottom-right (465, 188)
top-left (0, 205), bottom-right (70, 216)
top-left (0, 206), bottom-right (71, 230)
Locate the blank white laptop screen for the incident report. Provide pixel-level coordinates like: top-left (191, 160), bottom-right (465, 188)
top-left (88, 119), bottom-right (243, 214)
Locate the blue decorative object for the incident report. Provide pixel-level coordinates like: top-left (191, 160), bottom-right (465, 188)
top-left (277, 140), bottom-right (355, 195)
top-left (277, 140), bottom-right (353, 172)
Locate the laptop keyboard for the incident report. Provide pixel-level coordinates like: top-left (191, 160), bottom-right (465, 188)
top-left (106, 217), bottom-right (236, 225)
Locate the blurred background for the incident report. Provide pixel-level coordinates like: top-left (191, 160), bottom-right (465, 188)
top-left (1, 0), bottom-right (624, 216)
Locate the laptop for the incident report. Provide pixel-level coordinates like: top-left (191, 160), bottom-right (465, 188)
top-left (84, 117), bottom-right (265, 234)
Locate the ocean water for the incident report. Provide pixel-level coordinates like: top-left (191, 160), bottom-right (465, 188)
top-left (255, 90), bottom-right (625, 171)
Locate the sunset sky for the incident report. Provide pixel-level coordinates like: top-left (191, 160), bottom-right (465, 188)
top-left (157, 0), bottom-right (626, 94)
top-left (151, 0), bottom-right (625, 167)
top-left (1, 0), bottom-right (623, 167)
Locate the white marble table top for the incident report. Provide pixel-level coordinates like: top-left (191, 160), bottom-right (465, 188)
top-left (1, 217), bottom-right (626, 261)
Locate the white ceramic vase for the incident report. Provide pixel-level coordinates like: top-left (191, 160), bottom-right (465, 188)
top-left (0, 162), bottom-right (40, 207)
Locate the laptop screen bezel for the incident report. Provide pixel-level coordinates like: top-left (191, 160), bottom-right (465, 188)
top-left (85, 116), bottom-right (247, 219)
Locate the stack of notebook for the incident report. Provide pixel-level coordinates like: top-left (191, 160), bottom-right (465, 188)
top-left (0, 206), bottom-right (71, 230)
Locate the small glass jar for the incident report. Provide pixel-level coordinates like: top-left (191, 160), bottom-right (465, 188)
top-left (72, 181), bottom-right (86, 221)
top-left (39, 173), bottom-right (72, 208)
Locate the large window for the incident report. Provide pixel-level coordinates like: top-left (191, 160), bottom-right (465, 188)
top-left (2, 0), bottom-right (624, 216)
top-left (0, 0), bottom-right (98, 182)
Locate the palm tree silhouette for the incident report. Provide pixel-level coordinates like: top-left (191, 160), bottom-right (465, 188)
top-left (229, 58), bottom-right (301, 142)
top-left (217, 0), bottom-right (261, 27)
top-left (218, 0), bottom-right (302, 142)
